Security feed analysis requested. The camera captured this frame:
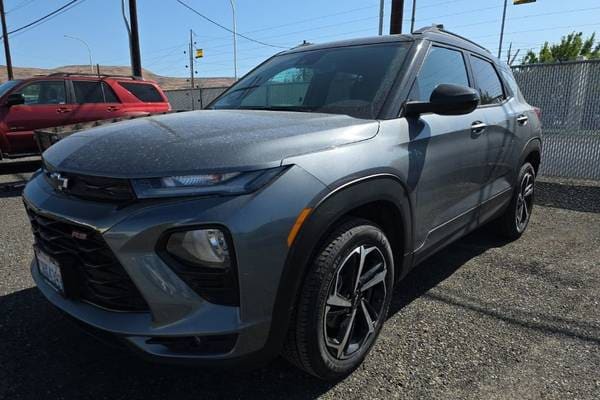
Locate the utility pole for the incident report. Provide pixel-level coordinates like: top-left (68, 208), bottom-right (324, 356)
top-left (0, 0), bottom-right (13, 80)
top-left (128, 0), bottom-right (142, 77)
top-left (189, 30), bottom-right (195, 91)
top-left (390, 0), bottom-right (404, 35)
top-left (498, 0), bottom-right (508, 59)
top-left (378, 0), bottom-right (384, 35)
top-left (187, 29), bottom-right (197, 110)
top-left (229, 0), bottom-right (238, 80)
top-left (410, 0), bottom-right (417, 33)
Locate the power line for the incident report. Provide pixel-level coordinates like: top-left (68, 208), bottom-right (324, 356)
top-left (6, 0), bottom-right (36, 13)
top-left (202, 14), bottom-right (379, 54)
top-left (205, 1), bottom-right (382, 42)
top-left (175, 0), bottom-right (288, 49)
top-left (1, 0), bottom-right (83, 39)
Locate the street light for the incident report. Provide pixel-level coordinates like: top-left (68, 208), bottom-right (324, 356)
top-left (229, 0), bottom-right (237, 80)
top-left (64, 34), bottom-right (93, 73)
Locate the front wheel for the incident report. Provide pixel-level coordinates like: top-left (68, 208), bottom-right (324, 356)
top-left (494, 162), bottom-right (536, 240)
top-left (283, 218), bottom-right (394, 380)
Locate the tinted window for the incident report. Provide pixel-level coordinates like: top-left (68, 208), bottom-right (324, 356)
top-left (18, 81), bottom-right (66, 105)
top-left (0, 80), bottom-right (21, 97)
top-left (471, 56), bottom-right (505, 105)
top-left (212, 43), bottom-right (411, 119)
top-left (413, 46), bottom-right (469, 101)
top-left (499, 66), bottom-right (524, 102)
top-left (73, 81), bottom-right (119, 103)
top-left (120, 82), bottom-right (164, 102)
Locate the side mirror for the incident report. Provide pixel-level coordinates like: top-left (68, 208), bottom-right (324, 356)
top-left (5, 93), bottom-right (25, 107)
top-left (404, 84), bottom-right (480, 117)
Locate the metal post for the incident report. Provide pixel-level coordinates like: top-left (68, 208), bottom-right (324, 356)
top-left (64, 35), bottom-right (93, 73)
top-left (410, 0), bottom-right (417, 33)
top-left (0, 0), bottom-right (13, 80)
top-left (378, 0), bottom-right (384, 35)
top-left (390, 0), bottom-right (404, 35)
top-left (189, 29), bottom-right (195, 110)
top-left (498, 0), bottom-right (508, 59)
top-left (229, 0), bottom-right (238, 80)
top-left (128, 0), bottom-right (142, 77)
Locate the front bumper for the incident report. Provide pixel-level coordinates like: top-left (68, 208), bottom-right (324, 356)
top-left (23, 165), bottom-right (326, 362)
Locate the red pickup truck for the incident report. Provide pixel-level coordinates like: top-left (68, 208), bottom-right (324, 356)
top-left (0, 73), bottom-right (171, 159)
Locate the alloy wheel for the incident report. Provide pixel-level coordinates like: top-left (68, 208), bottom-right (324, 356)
top-left (323, 245), bottom-right (387, 360)
top-left (515, 170), bottom-right (535, 232)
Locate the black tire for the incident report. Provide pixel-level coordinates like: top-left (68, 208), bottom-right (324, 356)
top-left (494, 162), bottom-right (536, 240)
top-left (283, 218), bottom-right (395, 380)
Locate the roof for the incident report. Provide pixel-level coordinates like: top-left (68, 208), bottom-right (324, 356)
top-left (281, 25), bottom-right (496, 61)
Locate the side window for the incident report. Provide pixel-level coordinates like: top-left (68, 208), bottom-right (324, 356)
top-left (412, 46), bottom-right (470, 101)
top-left (18, 81), bottom-right (66, 105)
top-left (470, 56), bottom-right (505, 105)
top-left (119, 82), bottom-right (164, 102)
top-left (499, 67), bottom-right (524, 102)
top-left (72, 81), bottom-right (119, 104)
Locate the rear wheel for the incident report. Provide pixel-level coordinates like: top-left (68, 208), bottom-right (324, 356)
top-left (494, 162), bottom-right (536, 239)
top-left (283, 218), bottom-right (394, 380)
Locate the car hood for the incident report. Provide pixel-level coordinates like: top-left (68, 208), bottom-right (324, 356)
top-left (43, 109), bottom-right (379, 178)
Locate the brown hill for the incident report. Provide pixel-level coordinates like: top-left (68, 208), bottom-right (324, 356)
top-left (0, 65), bottom-right (234, 90)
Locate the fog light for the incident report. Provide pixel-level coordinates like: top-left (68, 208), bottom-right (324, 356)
top-left (166, 228), bottom-right (230, 268)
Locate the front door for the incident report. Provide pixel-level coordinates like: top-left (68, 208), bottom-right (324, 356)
top-left (406, 45), bottom-right (488, 252)
top-left (2, 80), bottom-right (68, 154)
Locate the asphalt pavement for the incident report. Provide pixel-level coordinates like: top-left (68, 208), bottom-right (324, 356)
top-left (0, 170), bottom-right (598, 400)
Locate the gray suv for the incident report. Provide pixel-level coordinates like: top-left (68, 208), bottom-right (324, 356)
top-left (23, 26), bottom-right (541, 380)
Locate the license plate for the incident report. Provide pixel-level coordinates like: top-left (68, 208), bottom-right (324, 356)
top-left (36, 249), bottom-right (64, 293)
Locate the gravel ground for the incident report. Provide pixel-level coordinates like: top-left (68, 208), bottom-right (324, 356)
top-left (0, 169), bottom-right (599, 400)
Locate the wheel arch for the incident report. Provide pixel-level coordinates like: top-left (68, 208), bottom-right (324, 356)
top-left (265, 174), bottom-right (414, 356)
top-left (520, 137), bottom-right (542, 175)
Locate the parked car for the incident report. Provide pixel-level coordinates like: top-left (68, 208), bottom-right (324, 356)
top-left (0, 73), bottom-right (170, 159)
top-left (22, 26), bottom-right (541, 380)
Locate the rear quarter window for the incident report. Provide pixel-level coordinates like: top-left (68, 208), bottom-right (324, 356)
top-left (119, 82), bottom-right (164, 102)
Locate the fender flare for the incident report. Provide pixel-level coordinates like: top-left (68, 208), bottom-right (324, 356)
top-left (263, 174), bottom-right (413, 357)
top-left (519, 137), bottom-right (542, 170)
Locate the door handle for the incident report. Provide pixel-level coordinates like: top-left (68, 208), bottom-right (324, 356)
top-left (517, 114), bottom-right (529, 125)
top-left (107, 106), bottom-right (120, 112)
top-left (471, 121), bottom-right (487, 134)
top-left (56, 107), bottom-right (71, 113)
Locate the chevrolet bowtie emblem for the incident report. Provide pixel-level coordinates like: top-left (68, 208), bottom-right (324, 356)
top-left (49, 172), bottom-right (69, 191)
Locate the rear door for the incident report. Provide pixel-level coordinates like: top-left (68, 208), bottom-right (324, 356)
top-left (468, 55), bottom-right (516, 198)
top-left (3, 80), bottom-right (68, 154)
top-left (69, 80), bottom-right (123, 123)
top-left (407, 45), bottom-right (489, 251)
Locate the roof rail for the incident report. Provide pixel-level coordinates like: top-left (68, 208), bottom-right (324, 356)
top-left (45, 72), bottom-right (144, 80)
top-left (413, 24), bottom-right (491, 54)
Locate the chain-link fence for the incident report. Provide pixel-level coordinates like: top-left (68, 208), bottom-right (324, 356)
top-left (164, 87), bottom-right (229, 111)
top-left (512, 60), bottom-right (600, 180)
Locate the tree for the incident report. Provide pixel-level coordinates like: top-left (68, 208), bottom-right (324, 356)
top-left (523, 32), bottom-right (600, 64)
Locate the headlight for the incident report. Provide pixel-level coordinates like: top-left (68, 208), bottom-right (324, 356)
top-left (131, 167), bottom-right (285, 198)
top-left (166, 228), bottom-right (230, 269)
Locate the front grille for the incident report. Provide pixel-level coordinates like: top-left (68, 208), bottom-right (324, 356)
top-left (44, 169), bottom-right (135, 203)
top-left (26, 207), bottom-right (149, 312)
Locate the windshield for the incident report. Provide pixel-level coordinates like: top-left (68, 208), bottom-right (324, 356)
top-left (211, 42), bottom-right (410, 119)
top-left (0, 80), bottom-right (21, 98)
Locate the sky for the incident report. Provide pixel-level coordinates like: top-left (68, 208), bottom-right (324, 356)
top-left (2, 0), bottom-right (600, 78)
